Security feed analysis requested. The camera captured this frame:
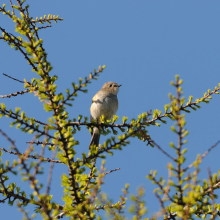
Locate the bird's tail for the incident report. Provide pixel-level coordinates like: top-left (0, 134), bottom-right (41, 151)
top-left (89, 127), bottom-right (100, 149)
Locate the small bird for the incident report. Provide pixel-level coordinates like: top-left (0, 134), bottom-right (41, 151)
top-left (89, 82), bottom-right (121, 149)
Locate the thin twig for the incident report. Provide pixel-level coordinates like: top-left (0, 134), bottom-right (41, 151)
top-left (32, 128), bottom-right (48, 178)
top-left (0, 106), bottom-right (48, 126)
top-left (2, 73), bottom-right (50, 104)
top-left (162, 163), bottom-right (172, 201)
top-left (0, 129), bottom-right (16, 148)
top-left (3, 73), bottom-right (25, 83)
top-left (148, 172), bottom-right (175, 203)
top-left (208, 167), bottom-right (216, 218)
top-left (0, 27), bottom-right (38, 71)
top-left (0, 108), bottom-right (53, 138)
top-left (185, 141), bottom-right (220, 171)
top-left (9, 0), bottom-right (15, 14)
top-left (152, 140), bottom-right (176, 162)
top-left (30, 25), bottom-right (52, 30)
top-left (46, 145), bottom-right (57, 195)
top-left (17, 206), bottom-right (32, 220)
top-left (26, 141), bottom-right (55, 146)
top-left (75, 129), bottom-right (136, 168)
top-left (0, 147), bottom-right (63, 163)
top-left (83, 161), bottom-right (96, 195)
top-left (155, 193), bottom-right (167, 217)
top-left (0, 89), bottom-right (30, 98)
top-left (0, 187), bottom-right (63, 210)
top-left (31, 17), bottom-right (63, 24)
top-left (104, 168), bottom-right (120, 175)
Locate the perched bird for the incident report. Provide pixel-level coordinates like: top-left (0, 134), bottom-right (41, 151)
top-left (89, 82), bottom-right (121, 149)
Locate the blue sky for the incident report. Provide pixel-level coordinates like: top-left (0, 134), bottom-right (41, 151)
top-left (0, 1), bottom-right (220, 219)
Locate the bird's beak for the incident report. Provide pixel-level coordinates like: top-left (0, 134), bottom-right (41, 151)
top-left (118, 84), bottom-right (122, 87)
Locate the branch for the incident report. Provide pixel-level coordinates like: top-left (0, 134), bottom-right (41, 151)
top-left (154, 193), bottom-right (167, 218)
top-left (151, 140), bottom-right (176, 162)
top-left (0, 188), bottom-right (63, 211)
top-left (9, 0), bottom-right (15, 14)
top-left (3, 73), bottom-right (25, 83)
top-left (75, 129), bottom-right (135, 168)
top-left (67, 85), bottom-right (220, 129)
top-left (204, 181), bottom-right (220, 195)
top-left (0, 89), bottom-right (30, 98)
top-left (184, 141), bottom-right (220, 171)
top-left (0, 27), bottom-right (38, 71)
top-left (0, 107), bottom-right (54, 139)
top-left (0, 103), bottom-right (47, 126)
top-left (46, 146), bottom-right (57, 195)
top-left (104, 168), bottom-right (120, 175)
top-left (0, 147), bottom-right (63, 164)
top-left (26, 141), bottom-right (55, 146)
top-left (0, 188), bottom-right (36, 205)
top-left (83, 161), bottom-right (96, 195)
top-left (30, 25), bottom-right (52, 30)
top-left (31, 17), bottom-right (63, 24)
top-left (58, 66), bottom-right (106, 109)
top-left (148, 172), bottom-right (175, 203)
top-left (207, 168), bottom-right (216, 217)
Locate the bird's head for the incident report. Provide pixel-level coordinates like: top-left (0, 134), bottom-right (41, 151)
top-left (101, 82), bottom-right (122, 95)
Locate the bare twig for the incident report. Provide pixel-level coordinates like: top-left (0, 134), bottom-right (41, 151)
top-left (9, 0), bottom-right (15, 14)
top-left (32, 25), bottom-right (52, 30)
top-left (104, 168), bottom-right (120, 175)
top-left (17, 206), bottom-right (32, 220)
top-left (46, 145), bottom-right (57, 195)
top-left (32, 129), bottom-right (48, 178)
top-left (0, 129), bottom-right (16, 148)
top-left (3, 73), bottom-right (26, 84)
top-left (152, 140), bottom-right (176, 162)
top-left (0, 147), bottom-right (63, 163)
top-left (185, 141), bottom-right (220, 171)
top-left (26, 141), bottom-right (55, 146)
top-left (0, 89), bottom-right (30, 98)
top-left (155, 193), bottom-right (167, 217)
top-left (162, 163), bottom-right (172, 201)
top-left (2, 73), bottom-right (50, 104)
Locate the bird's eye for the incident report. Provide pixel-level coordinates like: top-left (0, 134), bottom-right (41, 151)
top-left (114, 85), bottom-right (117, 87)
top-left (109, 84), bottom-right (112, 87)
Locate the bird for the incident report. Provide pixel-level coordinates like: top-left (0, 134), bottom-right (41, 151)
top-left (89, 82), bottom-right (121, 149)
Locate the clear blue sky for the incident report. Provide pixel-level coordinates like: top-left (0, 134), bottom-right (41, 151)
top-left (1, 1), bottom-right (220, 219)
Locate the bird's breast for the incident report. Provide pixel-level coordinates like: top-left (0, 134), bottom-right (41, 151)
top-left (90, 95), bottom-right (118, 120)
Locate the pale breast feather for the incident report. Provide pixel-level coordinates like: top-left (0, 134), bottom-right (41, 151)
top-left (90, 92), bottom-right (118, 120)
